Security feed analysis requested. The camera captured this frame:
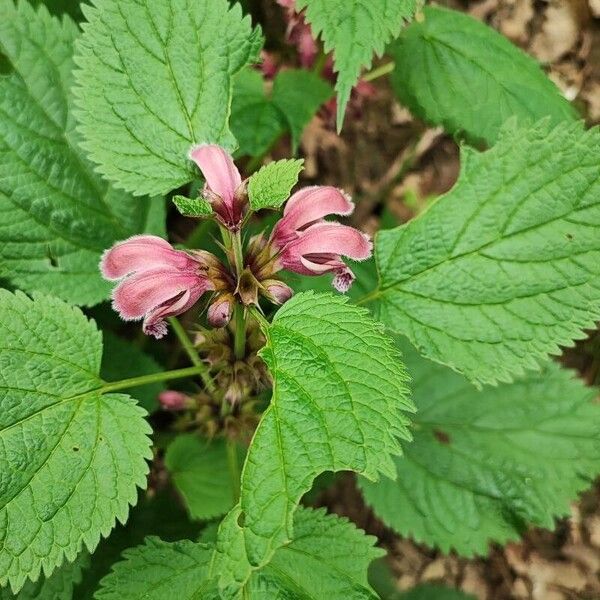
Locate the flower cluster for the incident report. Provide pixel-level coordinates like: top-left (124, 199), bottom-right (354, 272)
top-left (100, 145), bottom-right (371, 339)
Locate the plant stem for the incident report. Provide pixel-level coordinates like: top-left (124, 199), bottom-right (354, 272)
top-left (362, 61), bottom-right (395, 82)
top-left (101, 365), bottom-right (210, 394)
top-left (226, 438), bottom-right (241, 503)
top-left (234, 304), bottom-right (246, 360)
top-left (168, 317), bottom-right (216, 395)
top-left (232, 231), bottom-right (244, 274)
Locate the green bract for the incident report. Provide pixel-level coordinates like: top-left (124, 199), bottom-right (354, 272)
top-left (0, 292), bottom-right (151, 592)
top-left (373, 120), bottom-right (600, 385)
top-left (248, 159), bottom-right (304, 211)
top-left (172, 195), bottom-right (213, 218)
top-left (74, 0), bottom-right (263, 196)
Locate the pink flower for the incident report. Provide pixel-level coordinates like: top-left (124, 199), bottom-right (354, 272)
top-left (271, 187), bottom-right (372, 292)
top-left (100, 235), bottom-right (215, 339)
top-left (188, 144), bottom-right (247, 230)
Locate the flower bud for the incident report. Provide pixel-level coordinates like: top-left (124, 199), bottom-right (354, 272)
top-left (262, 279), bottom-right (293, 305)
top-left (158, 390), bottom-right (190, 411)
top-left (208, 293), bottom-right (234, 328)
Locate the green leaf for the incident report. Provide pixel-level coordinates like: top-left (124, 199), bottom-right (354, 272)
top-left (271, 69), bottom-right (333, 152)
top-left (213, 292), bottom-right (413, 591)
top-left (0, 0), bottom-right (156, 306)
top-left (251, 508), bottom-right (383, 599)
top-left (0, 291), bottom-right (152, 592)
top-left (165, 435), bottom-right (243, 521)
top-left (359, 341), bottom-right (600, 556)
top-left (74, 491), bottom-right (202, 600)
top-left (95, 507), bottom-right (382, 599)
top-left (398, 585), bottom-right (476, 600)
top-left (231, 69), bottom-right (287, 159)
top-left (74, 0), bottom-right (263, 196)
top-left (172, 195), bottom-right (213, 218)
top-left (389, 6), bottom-right (577, 145)
top-left (100, 332), bottom-right (165, 413)
top-left (248, 159), bottom-right (304, 211)
top-left (0, 553), bottom-right (89, 600)
top-left (231, 68), bottom-right (332, 157)
top-left (373, 120), bottom-right (600, 385)
top-left (295, 0), bottom-right (416, 129)
top-left (94, 538), bottom-right (218, 600)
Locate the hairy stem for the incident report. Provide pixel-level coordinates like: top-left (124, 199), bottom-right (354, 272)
top-left (101, 365), bottom-right (210, 394)
top-left (232, 231), bottom-right (245, 275)
top-left (168, 317), bottom-right (216, 395)
top-left (234, 304), bottom-right (247, 360)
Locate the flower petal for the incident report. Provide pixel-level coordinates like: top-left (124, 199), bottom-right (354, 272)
top-left (281, 186), bottom-right (354, 231)
top-left (100, 235), bottom-right (195, 281)
top-left (286, 222), bottom-right (372, 261)
top-left (332, 267), bottom-right (355, 293)
top-left (142, 287), bottom-right (206, 338)
top-left (112, 268), bottom-right (212, 321)
top-left (299, 255), bottom-right (345, 274)
top-left (189, 144), bottom-right (241, 203)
